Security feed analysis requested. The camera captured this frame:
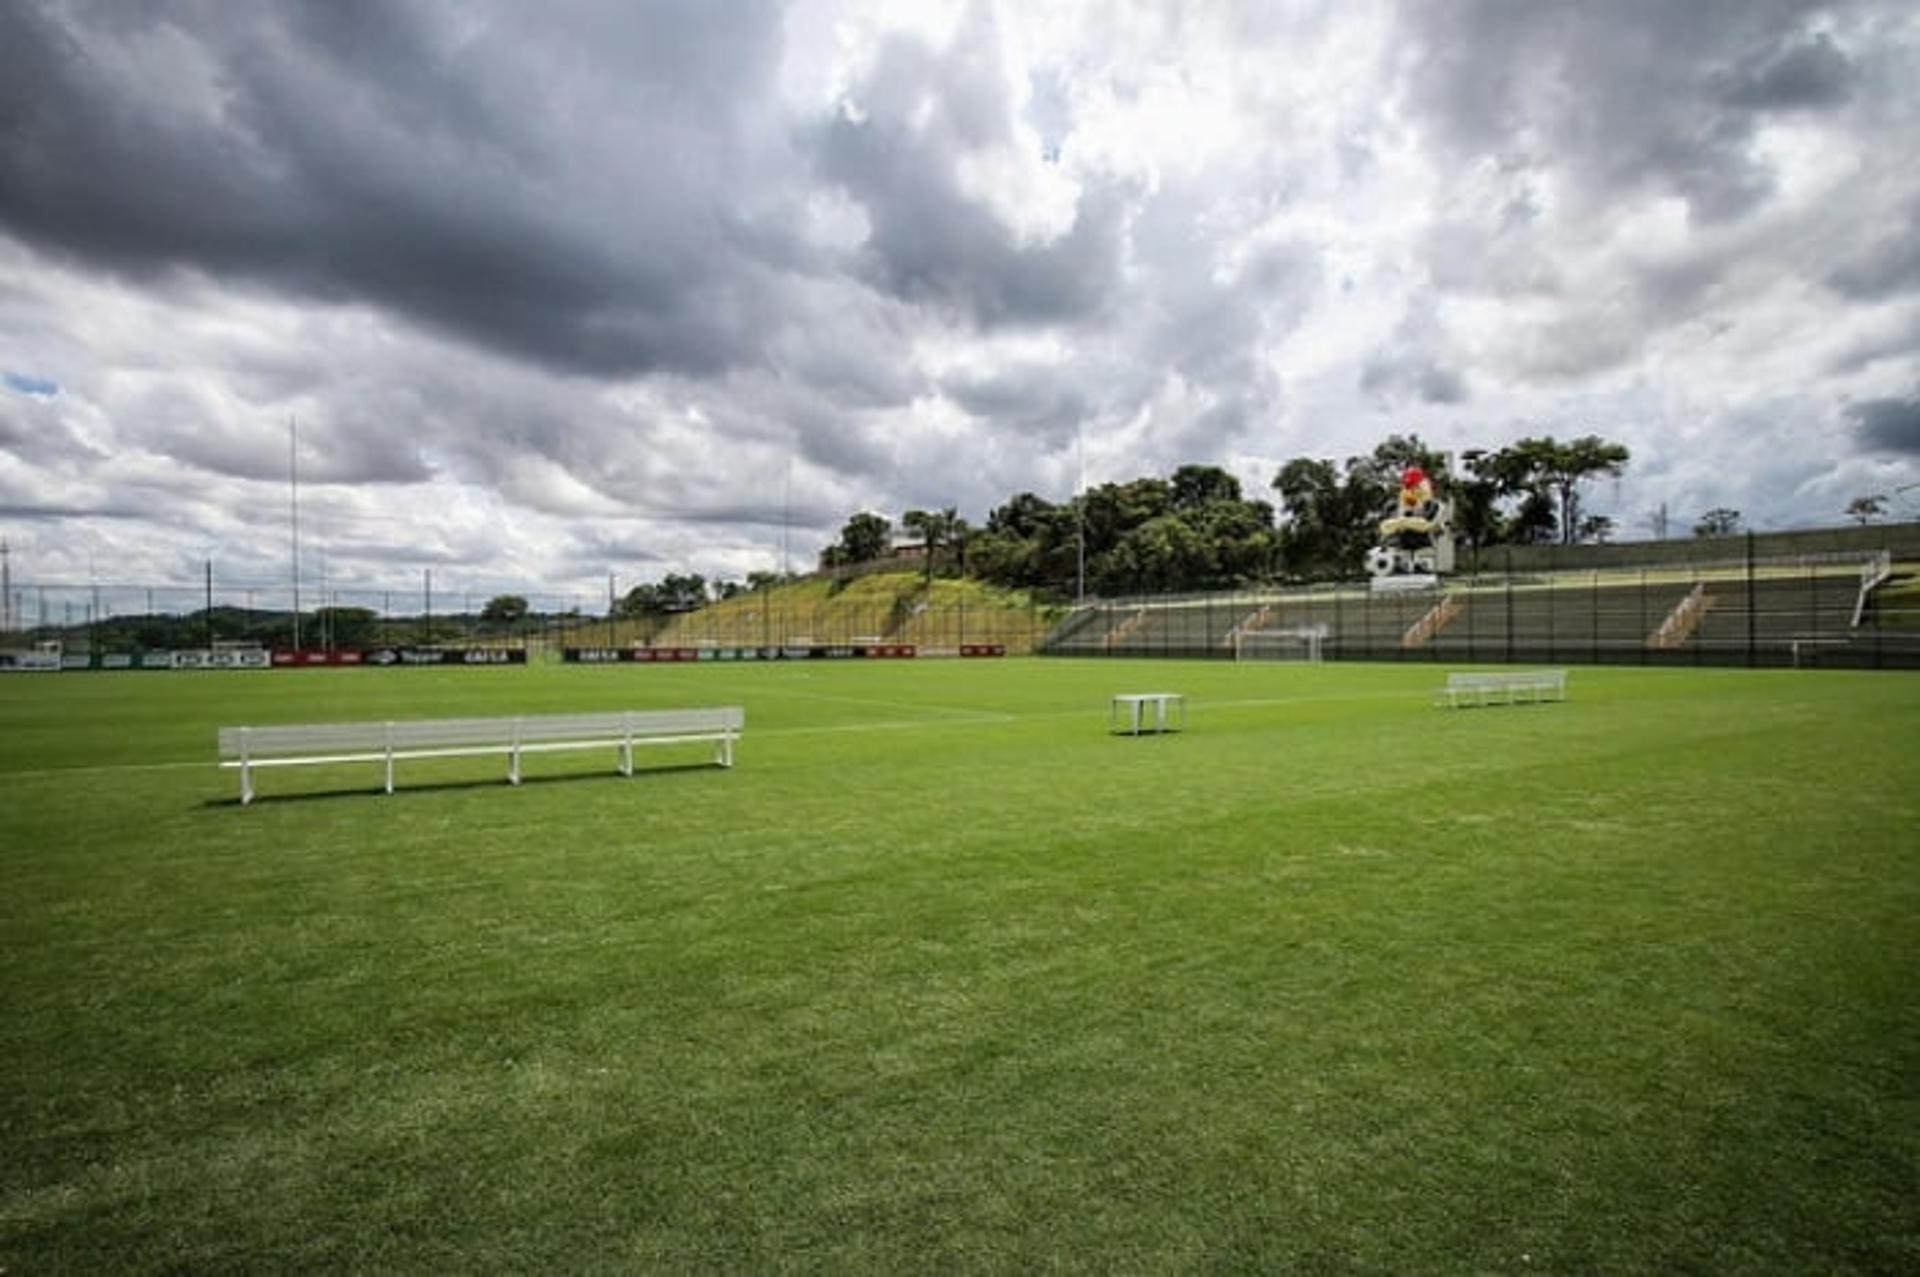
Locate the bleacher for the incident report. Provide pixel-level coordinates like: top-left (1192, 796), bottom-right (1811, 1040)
top-left (1423, 580), bottom-right (1702, 664)
top-left (1688, 573), bottom-right (1879, 666)
top-left (1042, 557), bottom-right (1918, 669)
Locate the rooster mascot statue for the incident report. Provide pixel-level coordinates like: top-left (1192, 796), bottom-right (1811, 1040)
top-left (1365, 465), bottom-right (1455, 583)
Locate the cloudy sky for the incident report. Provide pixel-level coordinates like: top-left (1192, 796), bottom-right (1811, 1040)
top-left (3, 0), bottom-right (1918, 601)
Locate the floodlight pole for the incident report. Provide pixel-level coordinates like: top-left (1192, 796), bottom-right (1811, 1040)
top-left (289, 416), bottom-right (301, 650)
top-left (1075, 421), bottom-right (1087, 603)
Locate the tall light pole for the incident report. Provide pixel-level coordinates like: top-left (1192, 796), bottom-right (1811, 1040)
top-left (1075, 421), bottom-right (1087, 603)
top-left (289, 416), bottom-right (302, 649)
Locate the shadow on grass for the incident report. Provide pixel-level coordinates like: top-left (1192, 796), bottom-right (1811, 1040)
top-left (204, 761), bottom-right (727, 809)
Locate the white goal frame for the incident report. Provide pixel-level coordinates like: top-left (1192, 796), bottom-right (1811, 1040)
top-left (1233, 626), bottom-right (1327, 663)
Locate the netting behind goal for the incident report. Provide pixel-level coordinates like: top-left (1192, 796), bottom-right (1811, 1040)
top-left (1233, 627), bottom-right (1327, 663)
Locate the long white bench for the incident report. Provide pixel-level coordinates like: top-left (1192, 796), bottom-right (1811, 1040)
top-left (218, 707), bottom-right (742, 805)
top-left (1435, 670), bottom-right (1566, 709)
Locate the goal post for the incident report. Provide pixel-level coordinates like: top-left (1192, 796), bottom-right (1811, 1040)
top-left (1233, 626), bottom-right (1327, 663)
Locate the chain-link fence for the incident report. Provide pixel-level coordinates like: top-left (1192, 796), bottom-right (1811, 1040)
top-left (5, 529), bottom-right (1914, 670)
top-left (0, 579), bottom-right (1063, 661)
top-left (645, 595), bottom-right (1056, 653)
top-left (1045, 551), bottom-right (1920, 670)
top-left (0, 581), bottom-right (593, 656)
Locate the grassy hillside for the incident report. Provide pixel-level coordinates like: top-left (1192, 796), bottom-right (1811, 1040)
top-left (562, 572), bottom-right (1066, 652)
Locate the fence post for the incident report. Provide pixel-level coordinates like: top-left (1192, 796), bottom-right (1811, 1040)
top-left (1745, 531), bottom-right (1757, 667)
top-left (1333, 584), bottom-right (1343, 663)
top-left (1503, 549), bottom-right (1514, 665)
top-left (1591, 569), bottom-right (1599, 666)
top-left (1546, 573), bottom-right (1556, 666)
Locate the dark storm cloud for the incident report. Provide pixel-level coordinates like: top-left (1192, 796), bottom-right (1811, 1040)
top-left (1715, 30), bottom-right (1855, 110)
top-left (1395, 0), bottom-right (1860, 223)
top-left (1359, 298), bottom-right (1469, 405)
top-left (1825, 207), bottom-right (1920, 300)
top-left (0, 0), bottom-right (798, 376)
top-left (0, 392), bottom-right (103, 466)
top-left (1848, 396), bottom-right (1920, 454)
top-left (813, 20), bottom-right (1124, 327)
top-left (1359, 351), bottom-right (1468, 405)
top-left (942, 367), bottom-right (1089, 445)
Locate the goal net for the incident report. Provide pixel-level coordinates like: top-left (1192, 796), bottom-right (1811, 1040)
top-left (1233, 626), bottom-right (1327, 663)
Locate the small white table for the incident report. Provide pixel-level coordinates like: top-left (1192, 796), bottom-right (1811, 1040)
top-left (1111, 692), bottom-right (1185, 735)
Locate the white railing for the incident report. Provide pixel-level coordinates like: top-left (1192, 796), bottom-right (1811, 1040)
top-left (1854, 551), bottom-right (1893, 628)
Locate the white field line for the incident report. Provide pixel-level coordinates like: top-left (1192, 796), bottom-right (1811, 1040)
top-left (1, 688), bottom-right (1421, 781)
top-left (746, 684), bottom-right (1018, 722)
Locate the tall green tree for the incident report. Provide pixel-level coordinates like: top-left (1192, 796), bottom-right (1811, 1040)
top-left (1693, 507), bottom-right (1743, 537)
top-left (658, 573), bottom-right (708, 611)
top-left (480, 594), bottom-right (530, 624)
top-left (1097, 516), bottom-right (1211, 593)
top-left (825, 511), bottom-right (892, 567)
top-left (1577, 514), bottom-right (1617, 544)
top-left (1452, 450), bottom-right (1505, 552)
top-left (901, 506), bottom-right (967, 582)
top-left (1169, 463), bottom-right (1243, 511)
top-left (1495, 436), bottom-right (1631, 546)
top-left (1368, 434), bottom-right (1451, 489)
top-left (1079, 479), bottom-right (1173, 563)
top-left (1270, 456), bottom-right (1388, 578)
top-left (1847, 495), bottom-right (1887, 524)
top-left (985, 492), bottom-right (1057, 540)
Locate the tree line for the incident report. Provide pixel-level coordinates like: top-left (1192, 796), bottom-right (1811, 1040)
top-left (613, 428), bottom-right (1902, 608)
top-left (804, 434), bottom-right (1635, 598)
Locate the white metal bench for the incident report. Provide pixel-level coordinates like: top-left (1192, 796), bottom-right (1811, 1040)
top-left (218, 707), bottom-right (742, 805)
top-left (1435, 670), bottom-right (1566, 709)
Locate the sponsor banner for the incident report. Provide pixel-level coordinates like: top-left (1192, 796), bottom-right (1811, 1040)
top-left (0, 647), bottom-right (286, 671)
top-left (562, 647), bottom-right (690, 664)
top-left (562, 643), bottom-right (923, 664)
top-left (172, 648), bottom-right (271, 670)
top-left (960, 644), bottom-right (1007, 657)
top-left (360, 647), bottom-right (525, 667)
top-left (271, 649), bottom-right (364, 667)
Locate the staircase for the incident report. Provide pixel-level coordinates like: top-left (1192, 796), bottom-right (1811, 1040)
top-left (1103, 608), bottom-right (1148, 648)
top-left (1647, 583), bottom-right (1713, 649)
top-left (1400, 593), bottom-right (1462, 649)
top-left (1227, 604), bottom-right (1276, 649)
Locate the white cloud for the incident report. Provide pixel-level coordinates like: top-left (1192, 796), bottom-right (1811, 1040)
top-left (1, 0), bottom-right (1917, 602)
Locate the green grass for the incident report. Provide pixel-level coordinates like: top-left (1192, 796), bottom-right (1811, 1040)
top-left (3, 658), bottom-right (1917, 1272)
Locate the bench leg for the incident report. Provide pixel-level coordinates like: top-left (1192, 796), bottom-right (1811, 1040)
top-left (385, 750), bottom-right (395, 795)
top-left (240, 760), bottom-right (253, 806)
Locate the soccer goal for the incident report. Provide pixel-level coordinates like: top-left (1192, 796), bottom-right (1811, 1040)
top-left (1233, 625), bottom-right (1327, 663)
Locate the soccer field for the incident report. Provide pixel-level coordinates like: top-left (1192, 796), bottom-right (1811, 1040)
top-left (3, 658), bottom-right (1917, 1271)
